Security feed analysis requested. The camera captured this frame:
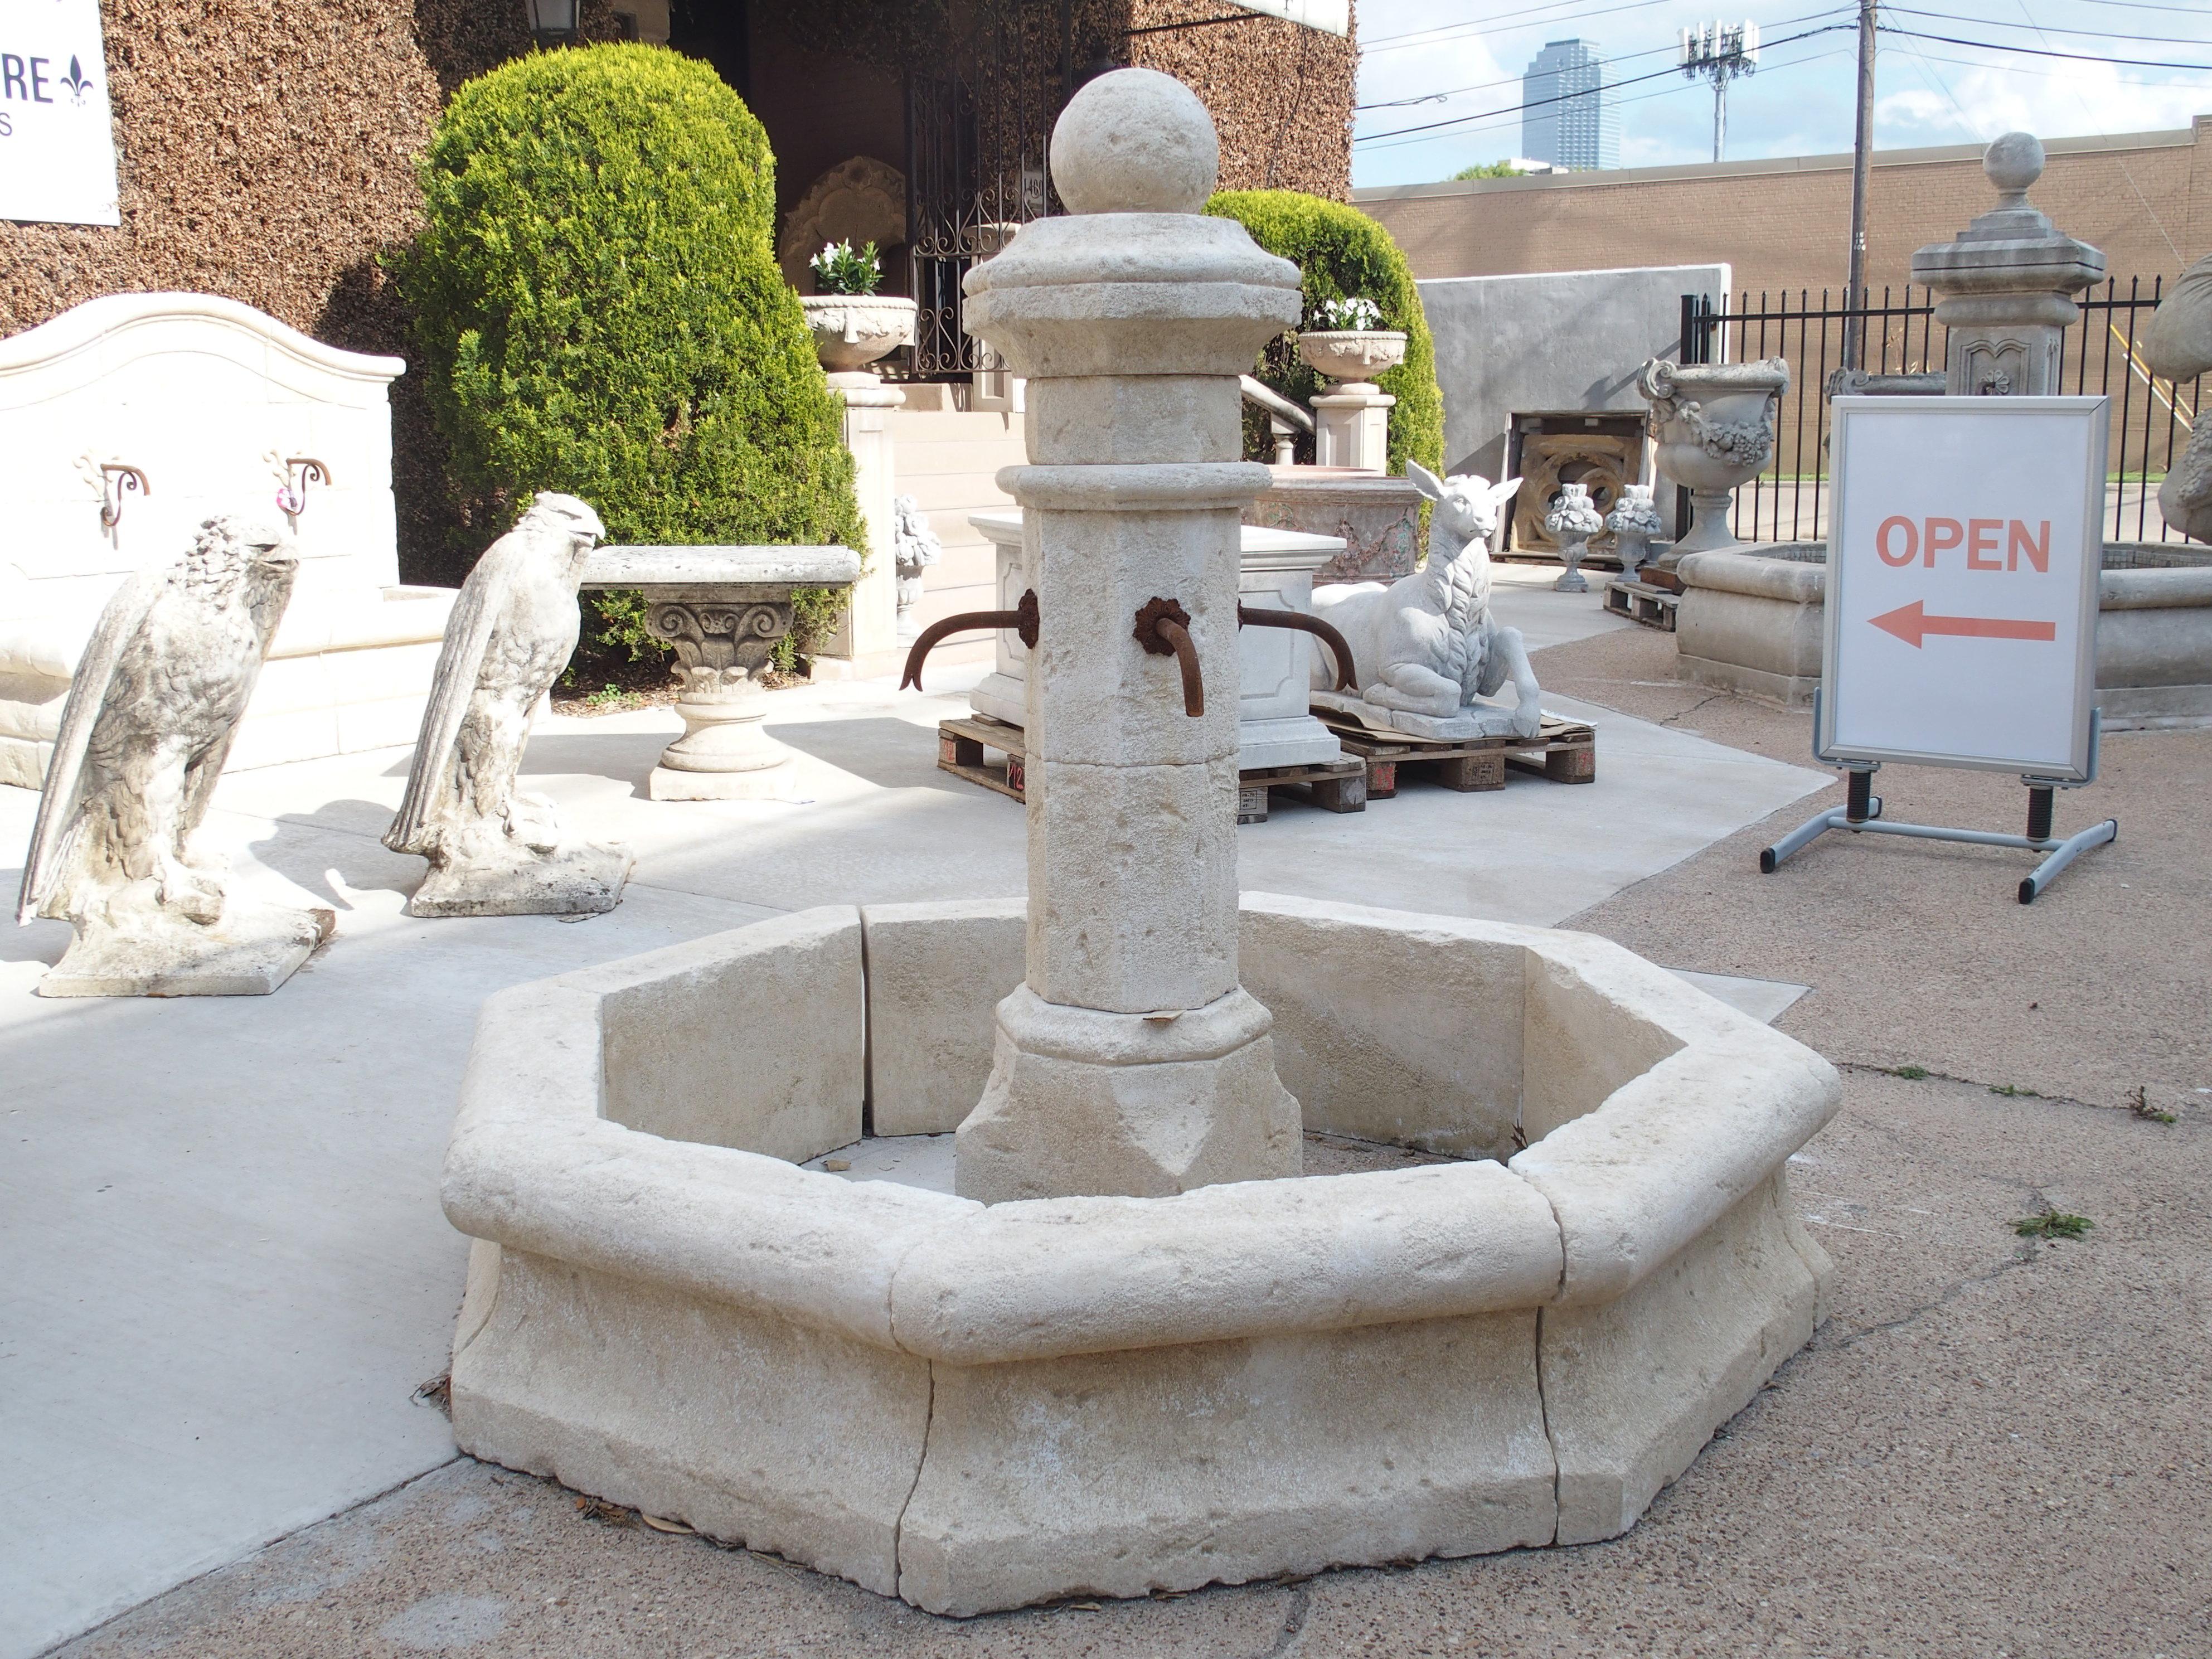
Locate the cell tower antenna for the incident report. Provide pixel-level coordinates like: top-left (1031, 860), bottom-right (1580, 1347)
top-left (1680, 20), bottom-right (1759, 164)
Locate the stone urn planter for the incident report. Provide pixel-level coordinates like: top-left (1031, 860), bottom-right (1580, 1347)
top-left (1606, 483), bottom-right (1663, 582)
top-left (1296, 329), bottom-right (1406, 389)
top-left (800, 294), bottom-right (918, 381)
top-left (1636, 357), bottom-right (1791, 561)
top-left (1543, 481), bottom-right (1604, 593)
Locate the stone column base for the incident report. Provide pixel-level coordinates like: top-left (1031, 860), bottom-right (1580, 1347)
top-left (648, 695), bottom-right (796, 802)
top-left (1670, 487), bottom-right (1743, 556)
top-left (954, 984), bottom-right (1302, 1202)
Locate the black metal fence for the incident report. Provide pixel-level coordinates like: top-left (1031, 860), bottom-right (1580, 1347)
top-left (1681, 276), bottom-right (2202, 545)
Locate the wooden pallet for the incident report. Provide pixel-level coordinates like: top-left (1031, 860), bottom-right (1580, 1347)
top-left (1236, 756), bottom-right (1367, 823)
top-left (1605, 578), bottom-right (1679, 631)
top-left (938, 715), bottom-right (1030, 803)
top-left (939, 715), bottom-right (1367, 822)
top-left (1318, 712), bottom-right (1596, 794)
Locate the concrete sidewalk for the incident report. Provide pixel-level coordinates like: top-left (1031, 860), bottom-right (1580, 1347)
top-left (0, 607), bottom-right (1823, 1658)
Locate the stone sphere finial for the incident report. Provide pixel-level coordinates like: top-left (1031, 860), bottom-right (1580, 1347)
top-left (1049, 67), bottom-right (1220, 215)
top-left (1984, 131), bottom-right (2044, 202)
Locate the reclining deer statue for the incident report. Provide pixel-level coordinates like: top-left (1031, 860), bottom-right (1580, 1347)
top-left (1310, 463), bottom-right (1542, 739)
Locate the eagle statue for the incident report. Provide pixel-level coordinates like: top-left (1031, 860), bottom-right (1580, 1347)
top-left (384, 492), bottom-right (632, 917)
top-left (16, 515), bottom-right (332, 996)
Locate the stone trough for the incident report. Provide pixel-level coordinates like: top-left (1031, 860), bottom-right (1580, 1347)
top-left (1676, 540), bottom-right (2212, 727)
top-left (443, 892), bottom-right (1839, 1616)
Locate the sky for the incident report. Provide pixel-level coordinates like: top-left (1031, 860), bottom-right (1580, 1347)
top-left (1351, 0), bottom-right (2212, 189)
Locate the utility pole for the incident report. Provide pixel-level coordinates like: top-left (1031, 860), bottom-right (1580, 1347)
top-left (1843, 0), bottom-right (1878, 367)
top-left (1680, 21), bottom-right (1759, 164)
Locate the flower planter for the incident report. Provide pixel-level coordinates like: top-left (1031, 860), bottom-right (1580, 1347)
top-left (1295, 328), bottom-right (1406, 388)
top-left (800, 294), bottom-right (917, 377)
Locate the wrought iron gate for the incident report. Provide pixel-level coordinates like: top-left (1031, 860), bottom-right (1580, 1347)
top-left (1681, 278), bottom-right (2203, 545)
top-left (905, 0), bottom-right (1071, 376)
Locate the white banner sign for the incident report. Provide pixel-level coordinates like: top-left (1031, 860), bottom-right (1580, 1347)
top-left (0, 0), bottom-right (119, 226)
top-left (1821, 396), bottom-right (2108, 780)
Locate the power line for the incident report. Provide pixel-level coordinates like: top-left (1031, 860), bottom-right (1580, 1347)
top-left (1885, 6), bottom-right (2212, 49)
top-left (1361, 0), bottom-right (1679, 55)
top-left (1357, 41), bottom-right (1851, 153)
top-left (1356, 5), bottom-right (1850, 110)
top-left (1356, 21), bottom-right (1853, 144)
top-left (1877, 23), bottom-right (2212, 71)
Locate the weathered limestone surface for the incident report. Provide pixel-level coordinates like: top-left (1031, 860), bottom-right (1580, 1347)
top-left (1540, 1171), bottom-right (1831, 1545)
top-left (15, 515), bottom-right (333, 996)
top-left (899, 1310), bottom-right (1553, 1617)
top-left (1239, 892), bottom-right (1525, 1158)
top-left (950, 69), bottom-right (1306, 1202)
top-left (385, 493), bottom-right (633, 916)
top-left (576, 908), bottom-right (865, 1165)
top-left (862, 899), bottom-right (1027, 1137)
top-left (443, 897), bottom-right (1845, 1613)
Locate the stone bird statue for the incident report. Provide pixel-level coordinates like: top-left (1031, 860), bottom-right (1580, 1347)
top-left (16, 515), bottom-right (331, 996)
top-left (384, 492), bottom-right (632, 917)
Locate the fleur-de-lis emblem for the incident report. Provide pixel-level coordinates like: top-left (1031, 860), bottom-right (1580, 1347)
top-left (60, 56), bottom-right (93, 105)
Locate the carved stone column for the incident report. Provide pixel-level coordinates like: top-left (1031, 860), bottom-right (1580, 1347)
top-left (1912, 132), bottom-right (2105, 398)
top-left (950, 70), bottom-right (1307, 1203)
top-left (581, 546), bottom-right (860, 802)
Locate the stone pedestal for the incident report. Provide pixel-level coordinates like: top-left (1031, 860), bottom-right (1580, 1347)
top-left (1313, 383), bottom-right (1395, 472)
top-left (826, 373), bottom-right (906, 667)
top-left (580, 546), bottom-right (861, 802)
top-left (950, 69), bottom-right (1307, 1204)
top-left (1912, 133), bottom-right (2105, 399)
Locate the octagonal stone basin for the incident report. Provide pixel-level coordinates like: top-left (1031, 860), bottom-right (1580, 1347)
top-left (442, 894), bottom-right (1839, 1617)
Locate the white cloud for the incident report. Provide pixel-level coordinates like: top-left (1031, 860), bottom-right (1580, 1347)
top-left (1350, 0), bottom-right (2212, 190)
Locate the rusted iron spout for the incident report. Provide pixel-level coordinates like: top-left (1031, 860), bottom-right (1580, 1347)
top-left (1237, 603), bottom-right (1358, 692)
top-left (900, 589), bottom-right (1039, 691)
top-left (1133, 596), bottom-right (1204, 717)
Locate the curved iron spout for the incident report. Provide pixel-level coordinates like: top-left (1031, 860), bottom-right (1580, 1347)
top-left (1238, 603), bottom-right (1357, 692)
top-left (1134, 596), bottom-right (1204, 717)
top-left (900, 589), bottom-right (1039, 691)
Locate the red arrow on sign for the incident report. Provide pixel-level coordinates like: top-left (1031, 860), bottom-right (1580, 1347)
top-left (1869, 601), bottom-right (2058, 649)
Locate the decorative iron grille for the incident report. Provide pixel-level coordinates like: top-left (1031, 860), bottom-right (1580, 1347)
top-left (905, 1), bottom-right (1071, 376)
top-left (1681, 278), bottom-right (2201, 545)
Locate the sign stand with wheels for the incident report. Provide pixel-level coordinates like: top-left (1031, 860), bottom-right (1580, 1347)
top-left (1758, 394), bottom-right (2117, 905)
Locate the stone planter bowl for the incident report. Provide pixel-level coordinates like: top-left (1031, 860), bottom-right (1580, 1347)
top-left (1296, 329), bottom-right (1407, 386)
top-left (1675, 541), bottom-right (2212, 727)
top-left (801, 294), bottom-right (918, 375)
top-left (1636, 358), bottom-right (1791, 557)
top-left (442, 894), bottom-right (1839, 1616)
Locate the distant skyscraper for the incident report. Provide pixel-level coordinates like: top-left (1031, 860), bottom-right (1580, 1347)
top-left (1522, 39), bottom-right (1619, 171)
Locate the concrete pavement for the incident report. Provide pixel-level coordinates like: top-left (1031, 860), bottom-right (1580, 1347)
top-left (0, 584), bottom-right (1823, 1658)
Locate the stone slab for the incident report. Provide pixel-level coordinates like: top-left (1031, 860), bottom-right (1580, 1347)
top-left (37, 903), bottom-right (334, 997)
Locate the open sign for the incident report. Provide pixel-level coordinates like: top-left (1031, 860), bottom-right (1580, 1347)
top-left (1821, 396), bottom-right (2108, 779)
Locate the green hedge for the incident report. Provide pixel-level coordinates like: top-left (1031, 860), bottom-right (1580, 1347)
top-left (1202, 190), bottom-right (1444, 484)
top-left (396, 43), bottom-right (863, 670)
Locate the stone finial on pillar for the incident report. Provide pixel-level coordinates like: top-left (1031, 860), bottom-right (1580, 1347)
top-left (1911, 132), bottom-right (2106, 397)
top-left (950, 69), bottom-right (1307, 1202)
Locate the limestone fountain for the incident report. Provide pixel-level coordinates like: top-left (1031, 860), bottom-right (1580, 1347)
top-left (439, 71), bottom-right (1841, 1616)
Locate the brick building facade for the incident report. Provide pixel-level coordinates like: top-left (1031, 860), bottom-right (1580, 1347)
top-left (1356, 119), bottom-right (2212, 302)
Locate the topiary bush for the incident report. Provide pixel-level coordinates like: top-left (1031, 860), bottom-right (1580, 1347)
top-left (1202, 190), bottom-right (1444, 484)
top-left (395, 43), bottom-right (864, 676)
